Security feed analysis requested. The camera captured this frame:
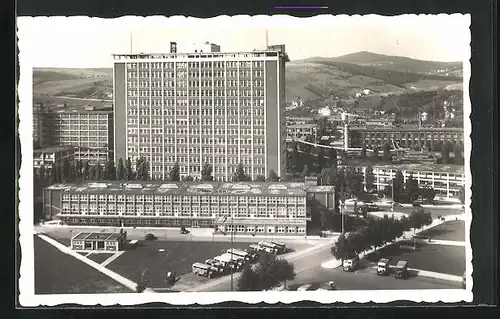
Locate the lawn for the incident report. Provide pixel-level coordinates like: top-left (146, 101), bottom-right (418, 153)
top-left (34, 235), bottom-right (132, 294)
top-left (106, 240), bottom-right (252, 289)
top-left (419, 220), bottom-right (465, 242)
top-left (364, 242), bottom-right (465, 276)
top-left (87, 253), bottom-right (114, 264)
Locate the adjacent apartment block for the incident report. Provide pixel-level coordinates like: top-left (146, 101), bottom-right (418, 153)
top-left (33, 103), bottom-right (52, 149)
top-left (51, 107), bottom-right (114, 164)
top-left (286, 123), bottom-right (317, 140)
top-left (42, 181), bottom-right (335, 236)
top-left (360, 163), bottom-right (465, 200)
top-left (33, 146), bottom-right (75, 170)
top-left (113, 42), bottom-right (289, 181)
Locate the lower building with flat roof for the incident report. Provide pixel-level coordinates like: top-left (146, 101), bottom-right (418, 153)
top-left (70, 231), bottom-right (127, 251)
top-left (43, 181), bottom-right (335, 236)
top-left (33, 146), bottom-right (75, 170)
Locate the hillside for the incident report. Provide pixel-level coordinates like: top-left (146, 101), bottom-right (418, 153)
top-left (304, 51), bottom-right (463, 75)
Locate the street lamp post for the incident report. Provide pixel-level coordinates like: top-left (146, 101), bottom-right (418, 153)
top-left (230, 213), bottom-right (234, 292)
top-left (391, 178), bottom-right (395, 212)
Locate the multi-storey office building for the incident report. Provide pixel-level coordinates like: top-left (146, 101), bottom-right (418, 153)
top-left (359, 163), bottom-right (465, 199)
top-left (51, 108), bottom-right (114, 164)
top-left (113, 42), bottom-right (289, 181)
top-left (33, 103), bottom-right (52, 149)
top-left (286, 123), bottom-right (317, 140)
top-left (33, 146), bottom-right (75, 170)
top-left (285, 116), bottom-right (314, 126)
top-left (348, 126), bottom-right (464, 150)
top-left (42, 181), bottom-right (336, 236)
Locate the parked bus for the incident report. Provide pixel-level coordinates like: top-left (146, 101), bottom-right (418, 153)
top-left (226, 248), bottom-right (251, 261)
top-left (192, 262), bottom-right (214, 278)
top-left (204, 259), bottom-right (226, 273)
top-left (270, 241), bottom-right (287, 254)
top-left (214, 254), bottom-right (242, 270)
top-left (258, 241), bottom-right (279, 254)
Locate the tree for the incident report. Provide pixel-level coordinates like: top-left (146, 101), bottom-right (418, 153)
top-left (316, 147), bottom-right (325, 171)
top-left (382, 143), bottom-right (392, 161)
top-left (75, 160), bottom-right (83, 181)
top-left (125, 158), bottom-right (133, 181)
top-left (405, 173), bottom-right (419, 202)
top-left (393, 170), bottom-right (405, 202)
top-left (372, 146), bottom-right (379, 159)
top-left (331, 234), bottom-right (355, 262)
top-left (303, 134), bottom-right (315, 153)
top-left (329, 148), bottom-right (337, 169)
top-left (251, 254), bottom-right (296, 291)
top-left (136, 157), bottom-right (150, 181)
top-left (300, 164), bottom-right (309, 179)
top-left (255, 175), bottom-right (266, 182)
top-left (182, 175), bottom-right (194, 181)
top-left (61, 158), bottom-right (70, 182)
top-left (104, 159), bottom-right (116, 181)
top-left (420, 187), bottom-right (436, 204)
top-left (82, 161), bottom-right (90, 181)
top-left (361, 144), bottom-right (367, 157)
top-left (233, 163), bottom-right (250, 182)
top-left (268, 169), bottom-right (280, 182)
top-left (237, 265), bottom-right (260, 291)
top-left (364, 165), bottom-right (375, 192)
top-left (169, 162), bottom-right (180, 181)
top-left (345, 167), bottom-right (364, 196)
top-left (95, 161), bottom-right (102, 180)
top-left (458, 185), bottom-right (465, 204)
top-left (441, 141), bottom-right (451, 164)
top-left (68, 161), bottom-right (76, 182)
top-left (89, 164), bottom-right (97, 181)
top-left (201, 163), bottom-right (213, 181)
top-left (409, 208), bottom-right (433, 233)
top-left (50, 164), bottom-right (57, 184)
top-left (116, 158), bottom-right (125, 181)
top-left (320, 209), bottom-right (334, 230)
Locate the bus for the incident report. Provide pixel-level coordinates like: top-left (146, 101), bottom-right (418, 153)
top-left (214, 254), bottom-right (242, 270)
top-left (258, 241), bottom-right (280, 254)
top-left (270, 241), bottom-right (287, 254)
top-left (192, 262), bottom-right (214, 278)
top-left (226, 248), bottom-right (251, 261)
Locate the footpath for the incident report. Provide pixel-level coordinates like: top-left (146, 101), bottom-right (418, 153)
top-left (321, 214), bottom-right (466, 282)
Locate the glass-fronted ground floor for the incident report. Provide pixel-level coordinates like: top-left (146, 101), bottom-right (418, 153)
top-left (58, 215), bottom-right (308, 236)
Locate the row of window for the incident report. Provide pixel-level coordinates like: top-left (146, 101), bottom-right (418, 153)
top-left (128, 61), bottom-right (266, 70)
top-left (126, 98), bottom-right (266, 108)
top-left (62, 193), bottom-right (306, 204)
top-left (126, 108), bottom-right (265, 118)
top-left (222, 225), bottom-right (306, 234)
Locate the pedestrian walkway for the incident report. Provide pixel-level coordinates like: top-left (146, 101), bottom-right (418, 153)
top-left (37, 234), bottom-right (141, 292)
top-left (101, 251), bottom-right (125, 267)
top-left (422, 239), bottom-right (466, 247)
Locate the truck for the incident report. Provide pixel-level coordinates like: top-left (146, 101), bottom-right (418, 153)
top-left (394, 260), bottom-right (409, 279)
top-left (377, 258), bottom-right (390, 276)
top-left (342, 256), bottom-right (360, 272)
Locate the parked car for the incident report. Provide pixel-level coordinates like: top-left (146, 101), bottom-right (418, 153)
top-left (317, 281), bottom-right (336, 291)
top-left (342, 256), bottom-right (360, 272)
top-left (165, 271), bottom-right (176, 285)
top-left (180, 227), bottom-right (189, 234)
top-left (144, 233), bottom-right (157, 241)
top-left (297, 283), bottom-right (315, 291)
top-left (412, 201), bottom-right (422, 208)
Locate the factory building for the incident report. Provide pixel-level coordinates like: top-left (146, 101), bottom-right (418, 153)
top-left (42, 181), bottom-right (335, 236)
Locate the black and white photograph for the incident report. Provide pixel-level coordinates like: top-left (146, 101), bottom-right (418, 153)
top-left (18, 14), bottom-right (472, 306)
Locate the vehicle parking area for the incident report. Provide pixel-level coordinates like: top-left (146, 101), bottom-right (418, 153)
top-left (360, 220), bottom-right (466, 277)
top-left (418, 220), bottom-right (465, 242)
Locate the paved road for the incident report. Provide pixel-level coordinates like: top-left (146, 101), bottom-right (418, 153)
top-left (345, 205), bottom-right (462, 219)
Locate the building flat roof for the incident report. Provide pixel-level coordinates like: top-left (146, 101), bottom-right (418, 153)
top-left (72, 232), bottom-right (124, 241)
top-left (46, 181), bottom-right (335, 197)
top-left (112, 48), bottom-right (287, 60)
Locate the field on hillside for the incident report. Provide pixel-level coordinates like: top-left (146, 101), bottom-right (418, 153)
top-left (33, 68), bottom-right (113, 98)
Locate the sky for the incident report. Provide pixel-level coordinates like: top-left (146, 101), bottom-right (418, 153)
top-left (18, 14), bottom-right (471, 68)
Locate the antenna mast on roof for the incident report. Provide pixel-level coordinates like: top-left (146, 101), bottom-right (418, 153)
top-left (130, 32), bottom-right (133, 54)
top-left (265, 29), bottom-right (269, 49)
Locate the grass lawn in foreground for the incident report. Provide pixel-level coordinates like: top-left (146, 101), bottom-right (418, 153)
top-left (86, 253), bottom-right (115, 264)
top-left (106, 240), bottom-right (252, 289)
top-left (34, 235), bottom-right (132, 294)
